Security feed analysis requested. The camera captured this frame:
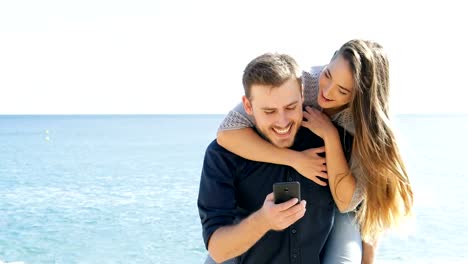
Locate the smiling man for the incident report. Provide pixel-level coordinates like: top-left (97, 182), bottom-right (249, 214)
top-left (241, 60), bottom-right (304, 149)
top-left (198, 53), bottom-right (339, 264)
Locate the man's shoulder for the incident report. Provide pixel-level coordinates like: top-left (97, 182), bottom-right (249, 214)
top-left (292, 127), bottom-right (325, 150)
top-left (206, 139), bottom-right (229, 152)
top-left (293, 124), bottom-right (354, 161)
top-left (204, 139), bottom-right (242, 161)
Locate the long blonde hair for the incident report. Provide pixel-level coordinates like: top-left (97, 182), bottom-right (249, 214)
top-left (334, 39), bottom-right (413, 242)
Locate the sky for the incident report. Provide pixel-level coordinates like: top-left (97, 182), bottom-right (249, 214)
top-left (0, 0), bottom-right (466, 114)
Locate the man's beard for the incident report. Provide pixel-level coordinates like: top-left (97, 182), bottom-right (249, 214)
top-left (252, 116), bottom-right (298, 148)
top-left (250, 115), bottom-right (273, 144)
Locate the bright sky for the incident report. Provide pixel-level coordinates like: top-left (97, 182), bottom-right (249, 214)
top-left (1, 0), bottom-right (466, 114)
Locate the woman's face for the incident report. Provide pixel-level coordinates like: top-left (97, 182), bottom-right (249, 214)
top-left (317, 55), bottom-right (354, 113)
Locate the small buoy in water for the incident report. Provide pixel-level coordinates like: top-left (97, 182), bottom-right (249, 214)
top-left (44, 130), bottom-right (50, 141)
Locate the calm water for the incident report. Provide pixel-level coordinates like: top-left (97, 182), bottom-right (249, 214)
top-left (0, 115), bottom-right (467, 263)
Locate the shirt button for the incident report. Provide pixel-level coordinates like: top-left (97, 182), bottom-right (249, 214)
top-left (293, 254), bottom-right (297, 258)
top-left (288, 177), bottom-right (293, 181)
top-left (291, 228), bottom-right (297, 234)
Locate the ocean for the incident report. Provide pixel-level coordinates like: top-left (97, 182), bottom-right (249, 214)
top-left (0, 115), bottom-right (467, 264)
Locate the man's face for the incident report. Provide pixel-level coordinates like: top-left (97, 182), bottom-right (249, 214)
top-left (243, 78), bottom-right (304, 148)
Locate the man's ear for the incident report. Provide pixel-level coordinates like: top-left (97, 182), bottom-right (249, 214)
top-left (242, 96), bottom-right (253, 115)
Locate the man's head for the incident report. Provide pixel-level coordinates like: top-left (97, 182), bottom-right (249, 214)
top-left (242, 53), bottom-right (304, 148)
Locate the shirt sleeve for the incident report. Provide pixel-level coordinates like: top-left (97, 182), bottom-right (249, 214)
top-left (197, 141), bottom-right (240, 249)
top-left (218, 103), bottom-right (255, 131)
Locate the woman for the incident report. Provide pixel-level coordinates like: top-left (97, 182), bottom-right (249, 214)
top-left (213, 39), bottom-right (413, 263)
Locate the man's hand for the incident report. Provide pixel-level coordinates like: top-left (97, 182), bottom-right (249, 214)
top-left (292, 147), bottom-right (328, 186)
top-left (258, 193), bottom-right (307, 231)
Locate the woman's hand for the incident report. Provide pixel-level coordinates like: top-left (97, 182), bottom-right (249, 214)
top-left (302, 106), bottom-right (337, 139)
top-left (292, 147), bottom-right (328, 186)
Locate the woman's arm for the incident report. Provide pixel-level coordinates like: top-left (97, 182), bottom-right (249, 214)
top-left (218, 128), bottom-right (296, 166)
top-left (362, 239), bottom-right (379, 264)
top-left (302, 106), bottom-right (356, 212)
top-left (217, 103), bottom-right (328, 186)
top-left (217, 128), bottom-right (329, 186)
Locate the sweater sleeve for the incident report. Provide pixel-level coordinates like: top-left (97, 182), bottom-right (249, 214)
top-left (302, 66), bottom-right (323, 108)
top-left (218, 103), bottom-right (255, 131)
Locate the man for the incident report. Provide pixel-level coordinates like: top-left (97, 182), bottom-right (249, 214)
top-left (198, 53), bottom-right (348, 264)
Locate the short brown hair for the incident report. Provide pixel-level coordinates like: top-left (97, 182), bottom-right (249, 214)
top-left (242, 53), bottom-right (302, 99)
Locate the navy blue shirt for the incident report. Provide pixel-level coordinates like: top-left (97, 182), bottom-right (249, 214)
top-left (198, 126), bottom-right (353, 264)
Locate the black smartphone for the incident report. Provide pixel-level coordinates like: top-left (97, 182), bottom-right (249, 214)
top-left (273, 181), bottom-right (301, 204)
